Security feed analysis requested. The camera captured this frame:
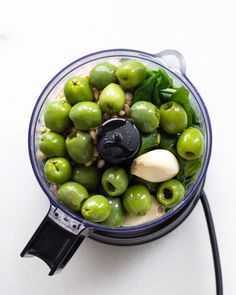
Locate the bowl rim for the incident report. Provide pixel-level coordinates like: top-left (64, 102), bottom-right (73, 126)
top-left (28, 48), bottom-right (212, 233)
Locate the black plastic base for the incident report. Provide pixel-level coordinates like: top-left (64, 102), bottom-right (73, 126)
top-left (21, 213), bottom-right (85, 275)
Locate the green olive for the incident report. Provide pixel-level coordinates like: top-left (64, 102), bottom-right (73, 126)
top-left (103, 197), bottom-right (125, 226)
top-left (177, 127), bottom-right (204, 160)
top-left (81, 195), bottom-right (111, 222)
top-left (123, 184), bottom-right (152, 216)
top-left (89, 62), bottom-right (117, 89)
top-left (101, 167), bottom-right (129, 196)
top-left (72, 165), bottom-right (100, 192)
top-left (156, 179), bottom-right (185, 208)
top-left (99, 83), bottom-right (125, 114)
top-left (69, 102), bottom-right (102, 130)
top-left (44, 157), bottom-right (72, 184)
top-left (116, 60), bottom-right (146, 89)
top-left (64, 76), bottom-right (93, 105)
top-left (160, 101), bottom-right (188, 134)
top-left (66, 130), bottom-right (93, 164)
top-left (44, 101), bottom-right (71, 133)
top-left (39, 132), bottom-right (66, 157)
top-left (57, 182), bottom-right (89, 211)
top-left (130, 101), bottom-right (160, 133)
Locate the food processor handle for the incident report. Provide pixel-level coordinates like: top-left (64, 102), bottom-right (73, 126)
top-left (154, 49), bottom-right (186, 75)
top-left (20, 205), bottom-right (86, 276)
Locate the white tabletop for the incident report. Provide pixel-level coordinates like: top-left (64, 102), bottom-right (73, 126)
top-left (0, 0), bottom-right (235, 294)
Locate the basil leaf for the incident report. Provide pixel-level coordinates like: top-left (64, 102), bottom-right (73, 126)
top-left (159, 132), bottom-right (178, 155)
top-left (152, 69), bottom-right (173, 107)
top-left (137, 131), bottom-right (159, 156)
top-left (145, 70), bottom-right (158, 79)
top-left (133, 74), bottom-right (158, 104)
top-left (152, 76), bottom-right (162, 107)
top-left (190, 107), bottom-right (201, 127)
top-left (158, 68), bottom-right (173, 89)
top-left (159, 88), bottom-right (176, 100)
top-left (176, 158), bottom-right (202, 188)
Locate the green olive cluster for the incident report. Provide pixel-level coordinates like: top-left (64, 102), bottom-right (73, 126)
top-left (39, 59), bottom-right (204, 226)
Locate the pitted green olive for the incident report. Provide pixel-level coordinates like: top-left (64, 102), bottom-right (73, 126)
top-left (64, 76), bottom-right (93, 105)
top-left (69, 102), bottom-right (102, 130)
top-left (66, 130), bottom-right (93, 164)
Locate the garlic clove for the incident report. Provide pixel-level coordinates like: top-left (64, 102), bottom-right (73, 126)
top-left (131, 149), bottom-right (179, 182)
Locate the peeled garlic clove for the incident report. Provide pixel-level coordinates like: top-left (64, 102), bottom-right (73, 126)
top-left (131, 149), bottom-right (179, 182)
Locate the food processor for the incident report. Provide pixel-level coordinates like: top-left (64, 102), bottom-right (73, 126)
top-left (20, 49), bottom-right (223, 294)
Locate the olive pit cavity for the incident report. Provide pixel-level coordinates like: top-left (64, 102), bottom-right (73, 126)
top-left (163, 188), bottom-right (173, 200)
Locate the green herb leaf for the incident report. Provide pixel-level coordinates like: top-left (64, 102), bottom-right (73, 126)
top-left (159, 132), bottom-right (178, 155)
top-left (158, 68), bottom-right (173, 89)
top-left (145, 70), bottom-right (158, 79)
top-left (152, 69), bottom-right (173, 107)
top-left (152, 76), bottom-right (162, 107)
top-left (133, 74), bottom-right (158, 104)
top-left (137, 131), bottom-right (159, 156)
top-left (176, 158), bottom-right (202, 188)
top-left (159, 88), bottom-right (176, 100)
top-left (190, 107), bottom-right (201, 127)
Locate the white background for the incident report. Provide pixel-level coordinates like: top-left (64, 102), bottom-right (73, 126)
top-left (0, 0), bottom-right (235, 294)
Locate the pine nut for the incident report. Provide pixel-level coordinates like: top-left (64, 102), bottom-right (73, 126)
top-left (93, 88), bottom-right (100, 101)
top-left (89, 130), bottom-right (96, 141)
top-left (118, 110), bottom-right (126, 117)
top-left (97, 159), bottom-right (105, 168)
top-left (125, 92), bottom-right (133, 101)
top-left (84, 160), bottom-right (93, 167)
top-left (124, 104), bottom-right (130, 115)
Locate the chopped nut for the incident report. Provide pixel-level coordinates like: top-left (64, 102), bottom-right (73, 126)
top-left (118, 110), bottom-right (126, 117)
top-left (125, 92), bottom-right (133, 101)
top-left (111, 114), bottom-right (118, 118)
top-left (126, 100), bottom-right (132, 106)
top-left (93, 87), bottom-right (100, 101)
top-left (97, 159), bottom-right (105, 168)
top-left (36, 150), bottom-right (47, 160)
top-left (84, 160), bottom-right (93, 167)
top-left (57, 91), bottom-right (65, 100)
top-left (124, 104), bottom-right (130, 115)
top-left (89, 130), bottom-right (97, 141)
